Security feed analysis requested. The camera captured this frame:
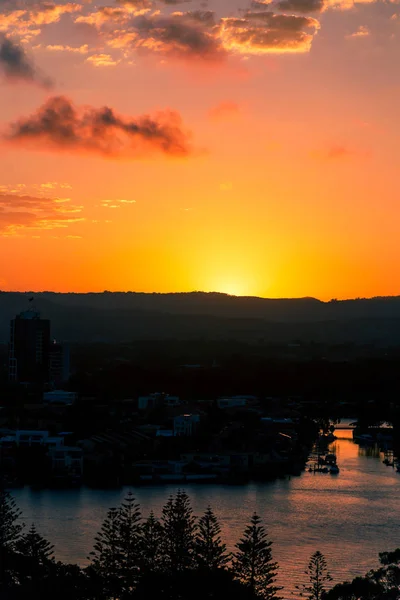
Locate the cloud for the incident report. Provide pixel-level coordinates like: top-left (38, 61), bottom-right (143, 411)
top-left (4, 95), bottom-right (194, 159)
top-left (86, 53), bottom-right (119, 66)
top-left (101, 198), bottom-right (136, 207)
top-left (219, 12), bottom-right (320, 54)
top-left (347, 25), bottom-right (370, 38)
top-left (0, 34), bottom-right (51, 85)
top-left (208, 101), bottom-right (240, 120)
top-left (0, 3), bottom-right (82, 37)
top-left (78, 4), bottom-right (321, 59)
top-left (0, 192), bottom-right (83, 236)
top-left (108, 12), bottom-right (225, 61)
top-left (44, 43), bottom-right (89, 53)
top-left (275, 0), bottom-right (325, 13)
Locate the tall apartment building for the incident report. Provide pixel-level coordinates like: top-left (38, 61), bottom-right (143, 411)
top-left (49, 340), bottom-right (70, 386)
top-left (9, 310), bottom-right (51, 384)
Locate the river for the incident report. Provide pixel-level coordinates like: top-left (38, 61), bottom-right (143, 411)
top-left (11, 424), bottom-right (400, 598)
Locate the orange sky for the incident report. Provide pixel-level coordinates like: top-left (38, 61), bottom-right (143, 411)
top-left (0, 0), bottom-right (399, 299)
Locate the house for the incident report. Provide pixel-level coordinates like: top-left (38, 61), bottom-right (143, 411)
top-left (48, 446), bottom-right (83, 477)
top-left (173, 414), bottom-right (200, 436)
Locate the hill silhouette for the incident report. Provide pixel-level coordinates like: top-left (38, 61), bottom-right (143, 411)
top-left (1, 291), bottom-right (400, 344)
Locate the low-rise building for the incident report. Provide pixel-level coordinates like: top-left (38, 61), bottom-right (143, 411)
top-left (43, 390), bottom-right (77, 405)
top-left (0, 430), bottom-right (64, 449)
top-left (48, 446), bottom-right (83, 477)
top-left (173, 414), bottom-right (200, 436)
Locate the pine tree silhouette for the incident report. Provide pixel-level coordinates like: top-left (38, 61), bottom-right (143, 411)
top-left (16, 523), bottom-right (54, 562)
top-left (89, 507), bottom-right (122, 600)
top-left (161, 490), bottom-right (197, 573)
top-left (296, 551), bottom-right (332, 600)
top-left (195, 506), bottom-right (229, 570)
top-left (0, 487), bottom-right (24, 551)
top-left (140, 511), bottom-right (163, 574)
top-left (118, 492), bottom-right (142, 596)
top-left (232, 513), bottom-right (281, 600)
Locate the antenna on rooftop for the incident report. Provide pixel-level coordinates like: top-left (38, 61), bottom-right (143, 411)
top-left (26, 294), bottom-right (38, 314)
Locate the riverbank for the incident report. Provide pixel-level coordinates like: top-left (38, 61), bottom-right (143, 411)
top-left (11, 427), bottom-right (400, 598)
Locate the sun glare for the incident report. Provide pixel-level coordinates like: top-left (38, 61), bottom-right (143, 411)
top-left (214, 280), bottom-right (249, 297)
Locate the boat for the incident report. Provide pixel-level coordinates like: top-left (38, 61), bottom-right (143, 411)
top-left (324, 453), bottom-right (337, 465)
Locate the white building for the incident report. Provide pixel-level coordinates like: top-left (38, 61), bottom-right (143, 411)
top-left (173, 414), bottom-right (200, 437)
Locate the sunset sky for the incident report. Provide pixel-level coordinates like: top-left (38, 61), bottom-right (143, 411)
top-left (0, 0), bottom-right (398, 299)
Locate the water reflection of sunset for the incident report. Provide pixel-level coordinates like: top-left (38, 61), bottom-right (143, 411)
top-left (12, 428), bottom-right (400, 598)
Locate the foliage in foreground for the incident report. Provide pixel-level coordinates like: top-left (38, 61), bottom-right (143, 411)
top-left (2, 485), bottom-right (400, 600)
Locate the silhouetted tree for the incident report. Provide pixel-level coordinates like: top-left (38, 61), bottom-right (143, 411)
top-left (0, 488), bottom-right (24, 550)
top-left (140, 511), bottom-right (163, 574)
top-left (16, 523), bottom-right (54, 563)
top-left (325, 576), bottom-right (382, 600)
top-left (89, 507), bottom-right (121, 600)
top-left (0, 487), bottom-right (24, 590)
top-left (297, 551), bottom-right (332, 600)
top-left (118, 492), bottom-right (142, 597)
top-left (232, 513), bottom-right (280, 599)
top-left (161, 490), bottom-right (197, 573)
top-left (379, 548), bottom-right (400, 566)
top-left (194, 506), bottom-right (229, 570)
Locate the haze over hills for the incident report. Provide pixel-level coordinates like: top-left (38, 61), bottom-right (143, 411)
top-left (1, 291), bottom-right (400, 344)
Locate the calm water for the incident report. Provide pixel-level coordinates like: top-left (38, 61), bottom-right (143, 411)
top-left (12, 426), bottom-right (400, 598)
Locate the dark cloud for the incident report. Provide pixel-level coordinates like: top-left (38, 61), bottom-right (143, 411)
top-left (184, 10), bottom-right (216, 27)
top-left (77, 1), bottom-right (320, 57)
top-left (275, 0), bottom-right (325, 13)
top-left (4, 96), bottom-right (193, 158)
top-left (250, 0), bottom-right (272, 8)
top-left (158, 0), bottom-right (192, 4)
top-left (123, 12), bottom-right (224, 60)
top-left (220, 12), bottom-right (319, 53)
top-left (0, 35), bottom-right (51, 86)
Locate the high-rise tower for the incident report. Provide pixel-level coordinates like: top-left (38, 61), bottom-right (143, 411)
top-left (9, 310), bottom-right (51, 384)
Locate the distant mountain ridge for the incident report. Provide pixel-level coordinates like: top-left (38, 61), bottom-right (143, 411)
top-left (1, 291), bottom-right (400, 344)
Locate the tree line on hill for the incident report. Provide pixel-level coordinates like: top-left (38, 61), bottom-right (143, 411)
top-left (1, 487), bottom-right (399, 600)
top-left (2, 291), bottom-right (400, 343)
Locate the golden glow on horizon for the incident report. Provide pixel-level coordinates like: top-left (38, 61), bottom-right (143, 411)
top-left (0, 0), bottom-right (399, 297)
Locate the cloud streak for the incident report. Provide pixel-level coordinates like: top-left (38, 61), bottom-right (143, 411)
top-left (0, 192), bottom-right (83, 236)
top-left (4, 95), bottom-right (193, 159)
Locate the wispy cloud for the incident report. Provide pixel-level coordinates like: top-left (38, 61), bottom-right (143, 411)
top-left (101, 199), bottom-right (137, 207)
top-left (0, 192), bottom-right (84, 236)
top-left (44, 43), bottom-right (89, 54)
top-left (86, 53), bottom-right (120, 66)
top-left (208, 101), bottom-right (240, 121)
top-left (346, 25), bottom-right (370, 38)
